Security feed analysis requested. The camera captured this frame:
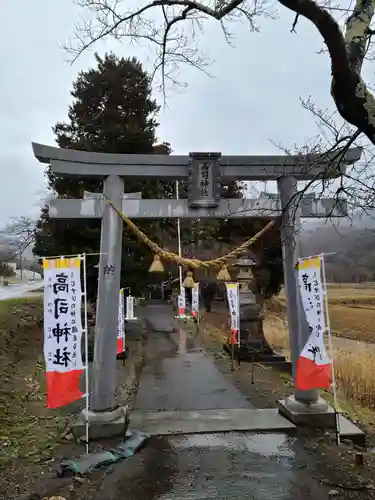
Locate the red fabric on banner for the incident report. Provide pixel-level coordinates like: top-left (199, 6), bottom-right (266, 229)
top-left (296, 356), bottom-right (331, 390)
top-left (46, 370), bottom-right (84, 408)
top-left (227, 328), bottom-right (238, 345)
top-left (117, 337), bottom-right (125, 355)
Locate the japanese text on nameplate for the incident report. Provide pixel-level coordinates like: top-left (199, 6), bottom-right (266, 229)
top-left (199, 163), bottom-right (210, 197)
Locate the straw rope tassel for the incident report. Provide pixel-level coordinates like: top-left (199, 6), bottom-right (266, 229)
top-left (216, 265), bottom-right (231, 281)
top-left (149, 254), bottom-right (164, 272)
top-left (183, 271), bottom-right (195, 288)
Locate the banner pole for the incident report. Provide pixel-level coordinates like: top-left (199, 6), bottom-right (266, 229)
top-left (321, 253), bottom-right (340, 445)
top-left (176, 181), bottom-right (183, 291)
top-left (231, 335), bottom-right (235, 371)
top-left (82, 253), bottom-right (90, 454)
top-left (121, 289), bottom-right (125, 366)
top-left (196, 283), bottom-right (200, 335)
top-left (237, 287), bottom-right (241, 367)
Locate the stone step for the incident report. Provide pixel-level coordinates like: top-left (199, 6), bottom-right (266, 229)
top-left (338, 414), bottom-right (366, 447)
top-left (128, 408), bottom-right (296, 437)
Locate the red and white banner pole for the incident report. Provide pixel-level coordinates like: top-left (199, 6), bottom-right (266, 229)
top-left (43, 254), bottom-right (89, 453)
top-left (296, 253), bottom-right (340, 444)
top-left (176, 286), bottom-right (186, 319)
top-left (81, 254), bottom-right (89, 454)
top-left (43, 256), bottom-right (84, 407)
top-left (321, 253), bottom-right (341, 444)
top-left (117, 288), bottom-right (125, 355)
top-left (191, 282), bottom-right (200, 322)
top-left (225, 283), bottom-right (240, 346)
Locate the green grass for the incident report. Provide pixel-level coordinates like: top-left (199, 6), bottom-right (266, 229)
top-left (0, 296), bottom-right (64, 468)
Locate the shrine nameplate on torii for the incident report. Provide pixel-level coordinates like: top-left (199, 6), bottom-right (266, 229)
top-left (32, 142), bottom-right (361, 427)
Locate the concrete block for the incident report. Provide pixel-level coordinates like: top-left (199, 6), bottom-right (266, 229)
top-left (278, 396), bottom-right (336, 427)
top-left (72, 405), bottom-right (129, 441)
top-left (338, 415), bottom-right (366, 448)
top-left (128, 408), bottom-right (296, 437)
top-left (72, 416), bottom-right (127, 440)
top-left (278, 397), bottom-right (366, 446)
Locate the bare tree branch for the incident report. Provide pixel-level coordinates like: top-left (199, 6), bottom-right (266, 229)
top-left (65, 0), bottom-right (375, 145)
top-left (65, 0), bottom-right (270, 95)
top-left (2, 217), bottom-right (37, 257)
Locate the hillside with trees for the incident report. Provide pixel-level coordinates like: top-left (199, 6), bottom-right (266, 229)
top-left (301, 216), bottom-right (375, 282)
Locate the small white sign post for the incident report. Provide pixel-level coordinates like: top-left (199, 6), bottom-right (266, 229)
top-left (176, 286), bottom-right (186, 319)
top-left (191, 282), bottom-right (200, 322)
top-left (125, 295), bottom-right (138, 320)
top-left (225, 282), bottom-right (240, 370)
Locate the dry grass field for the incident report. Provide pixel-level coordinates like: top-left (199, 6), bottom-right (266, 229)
top-left (277, 283), bottom-right (375, 343)
top-left (205, 283), bottom-right (375, 415)
top-left (266, 283), bottom-right (375, 413)
top-left (264, 313), bottom-right (375, 414)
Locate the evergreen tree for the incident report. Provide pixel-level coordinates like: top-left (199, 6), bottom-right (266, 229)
top-left (34, 52), bottom-right (283, 301)
top-left (34, 53), bottom-right (172, 298)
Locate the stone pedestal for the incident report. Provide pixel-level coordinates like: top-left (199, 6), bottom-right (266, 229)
top-left (276, 395), bottom-right (367, 447)
top-left (72, 405), bottom-right (129, 441)
top-left (223, 257), bottom-right (285, 363)
top-left (235, 300), bottom-right (285, 362)
top-left (278, 395), bottom-right (336, 427)
top-left (223, 297), bottom-right (285, 363)
top-left (240, 301), bottom-right (269, 352)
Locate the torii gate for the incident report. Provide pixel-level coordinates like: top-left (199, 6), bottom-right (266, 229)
top-left (32, 143), bottom-right (361, 430)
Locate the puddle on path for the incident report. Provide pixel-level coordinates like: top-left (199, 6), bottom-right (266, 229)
top-left (135, 432), bottom-right (323, 500)
top-left (170, 432), bottom-right (295, 458)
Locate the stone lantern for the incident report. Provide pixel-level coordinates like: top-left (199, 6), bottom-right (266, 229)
top-left (235, 258), bottom-right (257, 300)
top-left (232, 257), bottom-right (284, 362)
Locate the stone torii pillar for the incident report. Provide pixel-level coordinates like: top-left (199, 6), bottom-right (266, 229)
top-left (277, 177), bottom-right (332, 425)
top-left (82, 188), bottom-right (141, 413)
top-left (32, 142), bottom-right (361, 433)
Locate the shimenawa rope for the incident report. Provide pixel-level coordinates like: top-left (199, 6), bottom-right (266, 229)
top-left (105, 198), bottom-right (276, 269)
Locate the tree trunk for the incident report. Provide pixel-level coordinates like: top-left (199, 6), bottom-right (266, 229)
top-left (277, 0), bottom-right (375, 145)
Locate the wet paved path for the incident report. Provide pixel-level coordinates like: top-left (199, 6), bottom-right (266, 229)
top-left (115, 303), bottom-right (329, 500)
top-left (135, 304), bottom-right (252, 411)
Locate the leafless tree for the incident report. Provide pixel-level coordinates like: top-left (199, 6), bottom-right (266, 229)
top-left (270, 96), bottom-right (375, 221)
top-left (4, 217), bottom-right (37, 249)
top-left (65, 0), bottom-right (375, 146)
top-left (1, 217), bottom-right (38, 278)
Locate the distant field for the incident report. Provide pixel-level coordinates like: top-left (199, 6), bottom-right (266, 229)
top-left (266, 284), bottom-right (375, 410)
top-left (276, 283), bottom-right (375, 343)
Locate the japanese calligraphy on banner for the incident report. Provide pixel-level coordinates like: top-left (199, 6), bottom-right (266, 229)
top-left (43, 257), bottom-right (84, 408)
top-left (117, 289), bottom-right (125, 354)
top-left (178, 286), bottom-right (186, 316)
top-left (225, 283), bottom-right (240, 345)
top-left (191, 283), bottom-right (199, 319)
top-left (126, 295), bottom-right (135, 320)
top-left (296, 256), bottom-right (331, 390)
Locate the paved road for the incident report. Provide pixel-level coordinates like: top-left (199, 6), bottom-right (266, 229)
top-left (135, 305), bottom-right (251, 411)
top-left (109, 303), bottom-right (329, 500)
top-left (96, 431), bottom-right (326, 500)
top-left (0, 281), bottom-right (43, 301)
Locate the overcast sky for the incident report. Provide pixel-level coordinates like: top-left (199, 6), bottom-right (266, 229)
top-left (0, 0), bottom-right (351, 227)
